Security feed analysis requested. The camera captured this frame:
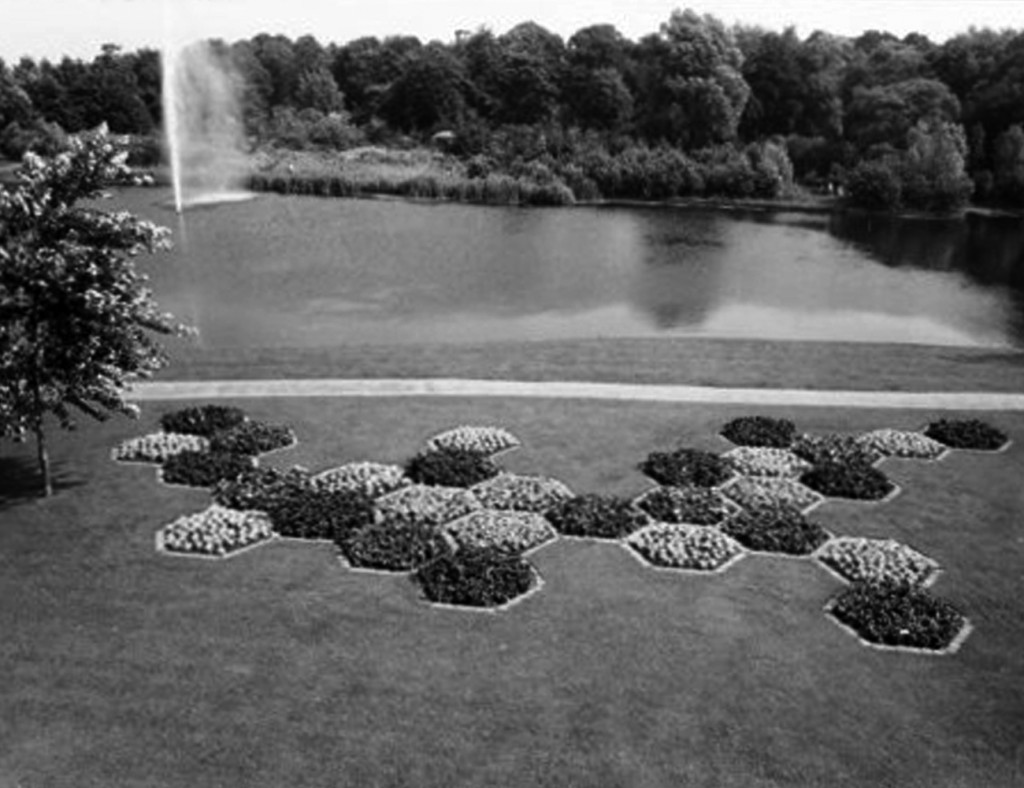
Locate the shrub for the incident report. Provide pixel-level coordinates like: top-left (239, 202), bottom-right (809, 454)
top-left (208, 420), bottom-right (296, 456)
top-left (791, 434), bottom-right (882, 467)
top-left (800, 461), bottom-right (895, 501)
top-left (923, 419), bottom-right (1008, 451)
top-left (639, 448), bottom-right (732, 487)
top-left (635, 486), bottom-right (736, 526)
top-left (720, 416), bottom-right (796, 448)
top-left (627, 523), bottom-right (743, 571)
top-left (159, 405), bottom-right (247, 438)
top-left (160, 451), bottom-right (255, 488)
top-left (340, 517), bottom-right (451, 572)
top-left (545, 494), bottom-right (648, 539)
top-left (443, 510), bottom-right (556, 555)
top-left (405, 447), bottom-right (500, 488)
top-left (268, 487), bottom-right (375, 541)
top-left (847, 159), bottom-right (902, 210)
top-left (720, 508), bottom-right (829, 555)
top-left (471, 473), bottom-right (574, 513)
top-left (829, 580), bottom-right (965, 651)
top-left (213, 466), bottom-right (313, 511)
top-left (415, 548), bottom-right (536, 607)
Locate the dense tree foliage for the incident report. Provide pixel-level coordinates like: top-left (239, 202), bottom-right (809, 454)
top-left (4, 9), bottom-right (1024, 208)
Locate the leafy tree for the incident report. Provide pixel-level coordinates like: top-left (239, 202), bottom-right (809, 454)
top-left (845, 78), bottom-right (960, 152)
top-left (992, 124), bottom-right (1024, 204)
top-left (900, 119), bottom-right (973, 210)
top-left (0, 127), bottom-right (191, 496)
top-left (295, 65), bottom-right (345, 113)
top-left (379, 44), bottom-right (470, 131)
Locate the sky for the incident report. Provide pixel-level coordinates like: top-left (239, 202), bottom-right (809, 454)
top-left (1, 0), bottom-right (1024, 61)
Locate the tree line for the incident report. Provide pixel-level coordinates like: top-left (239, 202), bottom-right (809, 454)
top-left (3, 9), bottom-right (1024, 210)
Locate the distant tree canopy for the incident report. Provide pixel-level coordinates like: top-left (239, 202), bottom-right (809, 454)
top-left (4, 9), bottom-right (1024, 207)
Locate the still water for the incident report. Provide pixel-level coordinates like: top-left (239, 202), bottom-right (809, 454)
top-left (116, 189), bottom-right (1024, 349)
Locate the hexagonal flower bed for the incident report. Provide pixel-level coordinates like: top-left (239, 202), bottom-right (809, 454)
top-left (545, 494), bottom-right (649, 540)
top-left (414, 548), bottom-right (538, 608)
top-left (157, 505), bottom-right (274, 558)
top-left (425, 425), bottom-right (521, 456)
top-left (639, 448), bottom-right (733, 487)
top-left (443, 510), bottom-right (556, 555)
top-left (816, 537), bottom-right (939, 587)
top-left (405, 447), bottom-right (500, 488)
top-left (159, 405), bottom-right (247, 438)
top-left (724, 447), bottom-right (812, 478)
top-left (471, 473), bottom-right (574, 513)
top-left (792, 433), bottom-right (883, 467)
top-left (856, 429), bottom-right (947, 460)
top-left (339, 517), bottom-right (451, 572)
top-left (720, 416), bottom-right (797, 448)
top-left (924, 419), bottom-right (1009, 451)
top-left (721, 476), bottom-right (823, 514)
top-left (826, 580), bottom-right (968, 652)
top-left (209, 420), bottom-right (297, 456)
top-left (720, 506), bottom-right (830, 556)
top-left (800, 461), bottom-right (896, 501)
top-left (313, 462), bottom-right (410, 498)
top-left (213, 466), bottom-right (313, 511)
top-left (626, 523), bottom-right (744, 572)
top-left (634, 486), bottom-right (738, 526)
top-left (375, 484), bottom-right (481, 527)
top-left (268, 488), bottom-right (376, 542)
top-left (112, 432), bottom-right (211, 464)
top-left (159, 450), bottom-right (257, 489)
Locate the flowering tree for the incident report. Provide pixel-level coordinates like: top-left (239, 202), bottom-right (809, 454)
top-left (0, 125), bottom-right (192, 496)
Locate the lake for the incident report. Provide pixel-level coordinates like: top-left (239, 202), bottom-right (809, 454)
top-left (115, 189), bottom-right (1024, 349)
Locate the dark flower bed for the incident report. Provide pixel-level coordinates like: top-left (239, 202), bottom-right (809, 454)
top-left (635, 486), bottom-right (735, 526)
top-left (720, 506), bottom-right (829, 555)
top-left (829, 579), bottom-right (966, 651)
top-left (545, 494), bottom-right (649, 539)
top-left (340, 517), bottom-right (451, 571)
top-left (791, 434), bottom-right (882, 467)
top-left (639, 448), bottom-right (732, 487)
top-left (720, 416), bottom-right (796, 448)
top-left (160, 405), bottom-right (247, 438)
top-left (209, 420), bottom-right (296, 456)
top-left (160, 450), bottom-right (255, 488)
top-left (800, 461), bottom-right (895, 500)
top-left (405, 447), bottom-right (500, 488)
top-left (267, 487), bottom-right (375, 541)
top-left (924, 418), bottom-right (1009, 451)
top-left (213, 466), bottom-right (312, 512)
top-left (414, 548), bottom-right (535, 607)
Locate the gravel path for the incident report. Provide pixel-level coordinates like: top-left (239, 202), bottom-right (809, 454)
top-left (130, 378), bottom-right (1024, 410)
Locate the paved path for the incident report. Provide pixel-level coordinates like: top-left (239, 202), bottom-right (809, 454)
top-left (131, 378), bottom-right (1024, 410)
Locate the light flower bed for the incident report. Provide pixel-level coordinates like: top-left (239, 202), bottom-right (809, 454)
top-left (112, 432), bottom-right (210, 463)
top-left (157, 505), bottom-right (274, 557)
top-left (724, 447), bottom-right (812, 478)
top-left (627, 523), bottom-right (744, 571)
top-left (721, 476), bottom-right (823, 513)
top-left (313, 461), bottom-right (410, 498)
top-left (425, 425), bottom-right (521, 456)
top-left (444, 510), bottom-right (557, 555)
top-left (471, 473), bottom-right (574, 513)
top-left (816, 537), bottom-right (938, 586)
top-left (375, 483), bottom-right (481, 527)
top-left (634, 486), bottom-right (738, 526)
top-left (856, 429), bottom-right (947, 460)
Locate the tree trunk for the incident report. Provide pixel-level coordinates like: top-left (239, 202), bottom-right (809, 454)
top-left (34, 422), bottom-right (52, 498)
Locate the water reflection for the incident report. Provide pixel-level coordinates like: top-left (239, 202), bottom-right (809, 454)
top-left (113, 189), bottom-right (1024, 349)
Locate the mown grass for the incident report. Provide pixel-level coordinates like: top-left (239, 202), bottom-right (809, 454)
top-left (2, 397), bottom-right (1023, 787)
top-left (161, 334), bottom-right (1024, 393)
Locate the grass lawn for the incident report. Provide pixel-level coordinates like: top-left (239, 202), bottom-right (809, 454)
top-left (161, 335), bottom-right (1024, 394)
top-left (2, 396), bottom-right (1023, 788)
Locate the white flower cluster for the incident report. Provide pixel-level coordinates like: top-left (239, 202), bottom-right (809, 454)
top-left (856, 429), bottom-right (947, 460)
top-left (817, 537), bottom-right (938, 586)
top-left (444, 510), bottom-right (556, 554)
top-left (314, 462), bottom-right (410, 498)
top-left (722, 477), bottom-right (822, 513)
top-left (426, 425), bottom-right (521, 455)
top-left (627, 523), bottom-right (743, 571)
top-left (112, 432), bottom-right (210, 463)
top-left (725, 447), bottom-right (812, 478)
top-left (472, 473), bottom-right (574, 513)
top-left (375, 484), bottom-right (481, 526)
top-left (158, 505), bottom-right (274, 557)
